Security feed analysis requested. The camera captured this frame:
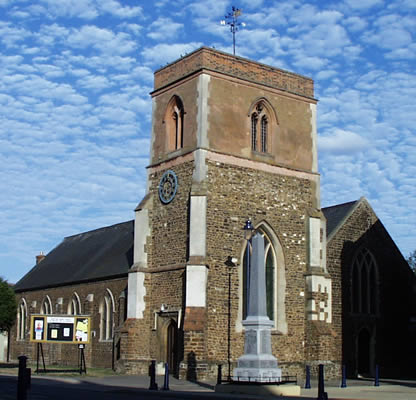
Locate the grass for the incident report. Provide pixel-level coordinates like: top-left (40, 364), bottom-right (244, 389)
top-left (0, 363), bottom-right (121, 378)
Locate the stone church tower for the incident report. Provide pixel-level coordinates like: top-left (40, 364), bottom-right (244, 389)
top-left (119, 47), bottom-right (335, 379)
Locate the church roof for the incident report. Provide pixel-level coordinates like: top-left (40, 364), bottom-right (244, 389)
top-left (14, 220), bottom-right (134, 292)
top-left (322, 199), bottom-right (360, 239)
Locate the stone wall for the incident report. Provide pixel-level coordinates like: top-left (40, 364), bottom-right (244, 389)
top-left (11, 277), bottom-right (127, 369)
top-left (201, 157), bottom-right (315, 380)
top-left (326, 199), bottom-right (416, 378)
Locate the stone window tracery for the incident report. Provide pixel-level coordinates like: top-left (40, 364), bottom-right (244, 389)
top-left (249, 100), bottom-right (275, 154)
top-left (351, 248), bottom-right (378, 315)
top-left (239, 223), bottom-right (287, 334)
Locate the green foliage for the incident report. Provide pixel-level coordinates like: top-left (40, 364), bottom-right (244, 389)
top-left (406, 250), bottom-right (416, 275)
top-left (0, 277), bottom-right (17, 331)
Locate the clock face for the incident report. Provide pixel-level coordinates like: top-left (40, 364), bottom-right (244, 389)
top-left (158, 170), bottom-right (178, 204)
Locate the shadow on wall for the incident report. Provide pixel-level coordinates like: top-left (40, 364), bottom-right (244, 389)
top-left (186, 351), bottom-right (197, 381)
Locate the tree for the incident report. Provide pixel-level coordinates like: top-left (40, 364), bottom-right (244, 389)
top-left (0, 277), bottom-right (17, 332)
top-left (406, 250), bottom-right (416, 275)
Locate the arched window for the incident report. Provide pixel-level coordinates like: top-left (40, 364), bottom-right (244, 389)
top-left (165, 95), bottom-right (184, 152)
top-left (68, 293), bottom-right (81, 315)
top-left (240, 223), bottom-right (287, 333)
top-left (17, 299), bottom-right (27, 340)
top-left (250, 101), bottom-right (272, 154)
top-left (351, 248), bottom-right (378, 315)
top-left (100, 289), bottom-right (114, 341)
top-left (40, 296), bottom-right (52, 314)
top-left (261, 115), bottom-right (268, 153)
top-left (251, 113), bottom-right (258, 151)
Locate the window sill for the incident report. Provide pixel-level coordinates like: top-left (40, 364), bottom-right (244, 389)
top-left (251, 150), bottom-right (273, 160)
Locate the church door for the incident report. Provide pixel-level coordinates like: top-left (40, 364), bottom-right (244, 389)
top-left (167, 320), bottom-right (178, 373)
top-left (357, 329), bottom-right (371, 376)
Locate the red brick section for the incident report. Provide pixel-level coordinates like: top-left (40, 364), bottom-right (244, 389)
top-left (154, 47), bottom-right (314, 98)
top-left (183, 307), bottom-right (206, 331)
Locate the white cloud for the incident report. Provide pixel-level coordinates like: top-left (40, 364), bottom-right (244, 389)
top-left (39, 0), bottom-right (99, 19)
top-left (67, 25), bottom-right (136, 55)
top-left (344, 0), bottom-right (384, 10)
top-left (343, 16), bottom-right (367, 32)
top-left (141, 42), bottom-right (203, 66)
top-left (319, 129), bottom-right (369, 154)
top-left (99, 0), bottom-right (143, 18)
top-left (147, 17), bottom-right (183, 41)
top-left (365, 27), bottom-right (412, 49)
top-left (0, 21), bottom-right (30, 47)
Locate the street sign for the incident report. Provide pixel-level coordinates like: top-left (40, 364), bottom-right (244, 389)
top-left (30, 315), bottom-right (91, 344)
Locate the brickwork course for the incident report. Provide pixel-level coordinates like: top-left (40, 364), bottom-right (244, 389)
top-left (9, 47), bottom-right (416, 382)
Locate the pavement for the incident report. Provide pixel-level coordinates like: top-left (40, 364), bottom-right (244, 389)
top-left (1, 370), bottom-right (415, 399)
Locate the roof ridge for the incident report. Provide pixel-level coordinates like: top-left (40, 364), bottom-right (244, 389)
top-left (64, 220), bottom-right (133, 240)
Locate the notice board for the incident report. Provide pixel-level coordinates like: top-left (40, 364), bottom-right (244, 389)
top-left (30, 315), bottom-right (91, 344)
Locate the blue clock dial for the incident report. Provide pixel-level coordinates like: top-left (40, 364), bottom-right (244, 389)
top-left (158, 170), bottom-right (178, 204)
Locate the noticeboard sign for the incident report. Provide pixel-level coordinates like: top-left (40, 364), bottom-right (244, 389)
top-left (30, 315), bottom-right (91, 344)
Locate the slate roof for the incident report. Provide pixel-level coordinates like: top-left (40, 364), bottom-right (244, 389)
top-left (14, 220), bottom-right (134, 292)
top-left (322, 199), bottom-right (359, 238)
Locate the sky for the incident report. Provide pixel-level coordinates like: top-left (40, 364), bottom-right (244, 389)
top-left (0, 0), bottom-right (415, 283)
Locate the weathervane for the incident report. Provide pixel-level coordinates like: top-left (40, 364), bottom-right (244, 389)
top-left (221, 6), bottom-right (246, 56)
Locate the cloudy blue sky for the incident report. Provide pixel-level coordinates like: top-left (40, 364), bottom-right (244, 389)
top-left (1, 0), bottom-right (415, 283)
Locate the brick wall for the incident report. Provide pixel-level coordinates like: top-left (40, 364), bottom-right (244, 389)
top-left (11, 277), bottom-right (127, 369)
top-left (154, 47), bottom-right (314, 98)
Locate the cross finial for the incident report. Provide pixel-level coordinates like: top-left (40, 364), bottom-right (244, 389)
top-left (220, 6), bottom-right (246, 56)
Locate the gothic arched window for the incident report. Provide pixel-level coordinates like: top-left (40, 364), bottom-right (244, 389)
top-left (165, 95), bottom-right (184, 152)
top-left (261, 115), bottom-right (268, 153)
top-left (17, 299), bottom-right (27, 340)
top-left (100, 289), bottom-right (114, 341)
top-left (250, 100), bottom-right (276, 154)
top-left (68, 293), bottom-right (82, 315)
top-left (40, 296), bottom-right (52, 314)
top-left (351, 248), bottom-right (378, 315)
top-left (240, 223), bottom-right (287, 334)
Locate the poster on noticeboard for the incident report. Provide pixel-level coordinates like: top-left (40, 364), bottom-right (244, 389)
top-left (30, 315), bottom-right (90, 344)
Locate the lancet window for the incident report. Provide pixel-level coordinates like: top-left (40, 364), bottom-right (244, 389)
top-left (240, 223), bottom-right (287, 335)
top-left (100, 289), bottom-right (114, 341)
top-left (68, 293), bottom-right (82, 315)
top-left (351, 248), bottom-right (378, 315)
top-left (165, 95), bottom-right (184, 152)
top-left (250, 101), bottom-right (272, 153)
top-left (40, 296), bottom-right (52, 314)
top-left (17, 299), bottom-right (27, 340)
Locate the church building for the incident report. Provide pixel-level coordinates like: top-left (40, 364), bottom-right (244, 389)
top-left (10, 47), bottom-right (416, 381)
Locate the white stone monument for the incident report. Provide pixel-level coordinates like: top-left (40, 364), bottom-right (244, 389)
top-left (233, 233), bottom-right (282, 382)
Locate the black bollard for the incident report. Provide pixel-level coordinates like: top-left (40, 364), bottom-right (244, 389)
top-left (374, 364), bottom-right (380, 387)
top-left (317, 364), bottom-right (328, 400)
top-left (148, 360), bottom-right (158, 390)
top-left (217, 364), bottom-right (222, 385)
top-left (305, 365), bottom-right (311, 389)
top-left (162, 363), bottom-right (169, 391)
top-left (17, 355), bottom-right (28, 400)
top-left (341, 364), bottom-right (347, 388)
top-left (24, 368), bottom-right (31, 389)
